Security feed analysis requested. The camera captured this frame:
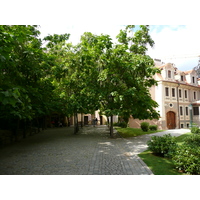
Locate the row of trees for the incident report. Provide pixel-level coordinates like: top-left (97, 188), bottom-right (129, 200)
top-left (0, 25), bottom-right (160, 138)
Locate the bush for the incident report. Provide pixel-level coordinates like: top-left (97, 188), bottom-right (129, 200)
top-left (184, 134), bottom-right (200, 147)
top-left (172, 144), bottom-right (200, 175)
top-left (118, 122), bottom-right (127, 128)
top-left (140, 122), bottom-right (149, 132)
top-left (149, 125), bottom-right (158, 131)
top-left (190, 126), bottom-right (200, 134)
top-left (147, 134), bottom-right (178, 158)
top-left (114, 122), bottom-right (127, 128)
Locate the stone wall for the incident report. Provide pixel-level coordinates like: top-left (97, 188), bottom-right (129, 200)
top-left (128, 116), bottom-right (163, 130)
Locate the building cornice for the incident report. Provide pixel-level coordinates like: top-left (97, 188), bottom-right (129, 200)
top-left (158, 80), bottom-right (200, 89)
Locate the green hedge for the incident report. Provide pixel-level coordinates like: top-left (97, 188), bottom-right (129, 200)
top-left (172, 144), bottom-right (200, 175)
top-left (149, 125), bottom-right (158, 131)
top-left (114, 122), bottom-right (127, 128)
top-left (140, 122), bottom-right (149, 132)
top-left (147, 134), bottom-right (178, 158)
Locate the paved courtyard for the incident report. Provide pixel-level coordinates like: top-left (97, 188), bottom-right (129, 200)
top-left (0, 126), bottom-right (189, 175)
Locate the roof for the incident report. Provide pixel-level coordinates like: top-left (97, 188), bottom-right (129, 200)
top-left (184, 70), bottom-right (193, 74)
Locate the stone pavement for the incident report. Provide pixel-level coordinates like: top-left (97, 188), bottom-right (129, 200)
top-left (0, 126), bottom-right (190, 175)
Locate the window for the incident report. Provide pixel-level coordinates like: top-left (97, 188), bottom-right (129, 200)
top-left (185, 107), bottom-right (188, 115)
top-left (181, 75), bottom-right (184, 81)
top-left (168, 70), bottom-right (171, 78)
top-left (185, 90), bottom-right (187, 98)
top-left (165, 87), bottom-right (169, 96)
top-left (179, 89), bottom-right (182, 98)
top-left (194, 91), bottom-right (196, 100)
top-left (172, 88), bottom-right (175, 97)
top-left (192, 76), bottom-right (195, 83)
top-left (180, 106), bottom-right (183, 115)
top-left (193, 107), bottom-right (199, 115)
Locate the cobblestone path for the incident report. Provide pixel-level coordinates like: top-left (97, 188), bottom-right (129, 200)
top-left (0, 126), bottom-right (153, 175)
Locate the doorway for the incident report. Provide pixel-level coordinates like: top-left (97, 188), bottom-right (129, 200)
top-left (166, 111), bottom-right (176, 129)
top-left (84, 116), bottom-right (88, 125)
top-left (100, 116), bottom-right (103, 125)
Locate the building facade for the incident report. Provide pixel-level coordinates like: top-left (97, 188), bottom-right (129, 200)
top-left (129, 61), bottom-right (200, 130)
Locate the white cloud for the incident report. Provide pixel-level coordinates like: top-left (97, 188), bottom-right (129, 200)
top-left (39, 25), bottom-right (124, 45)
top-left (39, 25), bottom-right (200, 71)
top-left (147, 25), bottom-right (200, 71)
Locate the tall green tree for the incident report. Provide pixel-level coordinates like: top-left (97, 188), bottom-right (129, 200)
top-left (0, 25), bottom-right (57, 137)
top-left (80, 26), bottom-right (160, 137)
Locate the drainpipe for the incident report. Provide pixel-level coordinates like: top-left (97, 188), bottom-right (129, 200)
top-left (189, 104), bottom-right (193, 128)
top-left (177, 83), bottom-right (180, 129)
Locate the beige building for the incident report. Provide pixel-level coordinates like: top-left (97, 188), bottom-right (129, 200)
top-left (70, 111), bottom-right (118, 126)
top-left (129, 61), bottom-right (200, 130)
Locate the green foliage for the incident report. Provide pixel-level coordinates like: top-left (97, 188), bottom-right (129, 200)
top-left (184, 134), bottom-right (200, 147)
top-left (147, 134), bottom-right (178, 158)
top-left (0, 25), bottom-right (160, 137)
top-left (172, 132), bottom-right (200, 174)
top-left (149, 125), bottom-right (158, 131)
top-left (116, 127), bottom-right (163, 138)
top-left (172, 144), bottom-right (200, 175)
top-left (114, 121), bottom-right (127, 128)
top-left (190, 124), bottom-right (200, 134)
top-left (140, 122), bottom-right (149, 132)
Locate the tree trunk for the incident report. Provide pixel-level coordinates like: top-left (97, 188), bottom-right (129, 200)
top-left (67, 116), bottom-right (70, 127)
top-left (81, 113), bottom-right (83, 128)
top-left (36, 118), bottom-right (40, 133)
top-left (22, 119), bottom-right (27, 139)
top-left (74, 112), bottom-right (79, 134)
top-left (107, 116), bottom-right (110, 128)
top-left (110, 115), bottom-right (114, 138)
top-left (76, 113), bottom-right (79, 132)
top-left (13, 118), bottom-right (20, 141)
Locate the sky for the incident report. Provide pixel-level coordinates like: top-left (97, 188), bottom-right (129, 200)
top-left (39, 25), bottom-right (200, 72)
top-left (1, 1), bottom-right (200, 72)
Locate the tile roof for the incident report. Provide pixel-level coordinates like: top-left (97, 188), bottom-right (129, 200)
top-left (184, 70), bottom-right (193, 74)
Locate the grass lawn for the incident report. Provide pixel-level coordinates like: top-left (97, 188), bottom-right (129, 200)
top-left (138, 131), bottom-right (192, 175)
top-left (139, 150), bottom-right (183, 175)
top-left (115, 127), bottom-right (164, 138)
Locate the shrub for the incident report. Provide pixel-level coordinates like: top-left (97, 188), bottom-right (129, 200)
top-left (118, 122), bottom-right (127, 128)
top-left (114, 122), bottom-right (127, 128)
top-left (147, 134), bottom-right (178, 158)
top-left (149, 125), bottom-right (158, 131)
top-left (190, 126), bottom-right (200, 134)
top-left (140, 122), bottom-right (149, 132)
top-left (172, 144), bottom-right (200, 175)
top-left (184, 134), bottom-right (200, 147)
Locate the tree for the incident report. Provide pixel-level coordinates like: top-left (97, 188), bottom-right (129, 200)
top-left (0, 25), bottom-right (160, 140)
top-left (0, 25), bottom-right (59, 137)
top-left (82, 26), bottom-right (160, 137)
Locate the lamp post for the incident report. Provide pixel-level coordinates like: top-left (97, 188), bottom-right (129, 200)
top-left (177, 83), bottom-right (180, 129)
top-left (189, 104), bottom-right (193, 128)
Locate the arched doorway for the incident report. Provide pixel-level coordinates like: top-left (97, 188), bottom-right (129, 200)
top-left (166, 111), bottom-right (176, 129)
